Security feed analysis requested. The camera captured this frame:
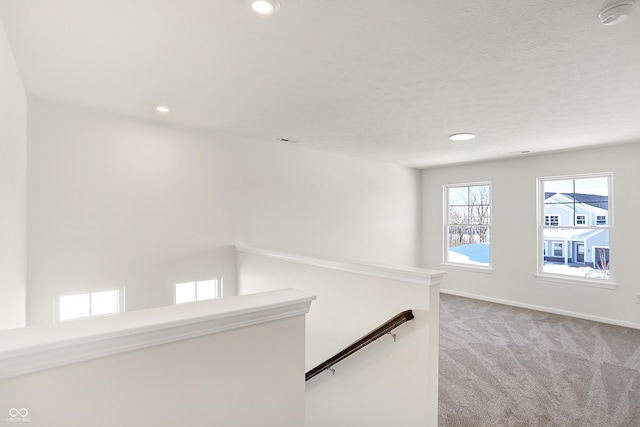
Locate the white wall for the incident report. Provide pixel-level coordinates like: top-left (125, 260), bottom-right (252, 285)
top-left (422, 143), bottom-right (640, 327)
top-left (0, 315), bottom-right (307, 427)
top-left (0, 16), bottom-right (27, 330)
top-left (237, 249), bottom-right (442, 427)
top-left (27, 99), bottom-right (420, 325)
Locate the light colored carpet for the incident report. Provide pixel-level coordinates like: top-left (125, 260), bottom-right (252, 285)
top-left (439, 294), bottom-right (640, 427)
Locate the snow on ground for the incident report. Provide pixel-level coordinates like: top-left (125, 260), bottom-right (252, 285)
top-left (448, 243), bottom-right (609, 279)
top-left (543, 264), bottom-right (609, 279)
top-left (448, 243), bottom-right (490, 265)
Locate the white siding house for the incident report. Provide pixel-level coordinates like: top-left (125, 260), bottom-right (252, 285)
top-left (543, 192), bottom-right (609, 269)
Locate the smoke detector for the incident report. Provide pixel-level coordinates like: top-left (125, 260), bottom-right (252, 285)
top-left (599, 0), bottom-right (636, 26)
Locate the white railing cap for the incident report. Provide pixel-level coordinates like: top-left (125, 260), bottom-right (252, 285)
top-left (0, 288), bottom-right (315, 380)
top-left (236, 246), bottom-right (445, 287)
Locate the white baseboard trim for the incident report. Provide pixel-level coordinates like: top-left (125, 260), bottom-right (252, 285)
top-left (441, 288), bottom-right (640, 330)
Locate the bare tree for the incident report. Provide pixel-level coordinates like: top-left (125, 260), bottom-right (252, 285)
top-left (448, 185), bottom-right (490, 247)
top-left (469, 186), bottom-right (490, 244)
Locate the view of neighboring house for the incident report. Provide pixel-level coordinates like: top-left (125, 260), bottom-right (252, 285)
top-left (542, 191), bottom-right (609, 274)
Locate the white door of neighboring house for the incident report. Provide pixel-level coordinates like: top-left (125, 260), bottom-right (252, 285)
top-left (576, 243), bottom-right (585, 263)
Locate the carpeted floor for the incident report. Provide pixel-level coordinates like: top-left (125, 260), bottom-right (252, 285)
top-left (439, 294), bottom-right (640, 427)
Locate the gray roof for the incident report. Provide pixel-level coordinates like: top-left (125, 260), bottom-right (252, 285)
top-left (544, 193), bottom-right (608, 211)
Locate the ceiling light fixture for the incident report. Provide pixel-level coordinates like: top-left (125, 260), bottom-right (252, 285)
top-left (449, 133), bottom-right (476, 141)
top-left (248, 0), bottom-right (280, 15)
top-left (599, 0), bottom-right (636, 25)
top-left (155, 105), bottom-right (170, 113)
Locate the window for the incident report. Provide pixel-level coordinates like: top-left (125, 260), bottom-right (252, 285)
top-left (539, 174), bottom-right (611, 282)
top-left (553, 242), bottom-right (564, 257)
top-left (545, 215), bottom-right (559, 226)
top-left (58, 289), bottom-right (121, 321)
top-left (175, 278), bottom-right (223, 304)
top-left (445, 183), bottom-right (491, 267)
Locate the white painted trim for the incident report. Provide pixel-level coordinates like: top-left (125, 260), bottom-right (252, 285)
top-left (441, 262), bottom-right (494, 274)
top-left (235, 246), bottom-right (445, 287)
top-left (440, 288), bottom-right (639, 330)
top-left (0, 288), bottom-right (315, 380)
top-left (535, 273), bottom-right (616, 289)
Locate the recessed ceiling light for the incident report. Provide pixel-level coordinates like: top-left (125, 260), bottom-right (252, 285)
top-left (449, 133), bottom-right (476, 141)
top-left (248, 0), bottom-right (280, 15)
top-left (155, 105), bottom-right (170, 113)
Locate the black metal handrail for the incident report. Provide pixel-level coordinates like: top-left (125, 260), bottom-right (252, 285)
top-left (305, 309), bottom-right (414, 381)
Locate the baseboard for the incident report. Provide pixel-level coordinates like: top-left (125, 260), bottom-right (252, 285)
top-left (440, 288), bottom-right (640, 330)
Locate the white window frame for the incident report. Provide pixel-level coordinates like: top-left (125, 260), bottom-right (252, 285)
top-left (175, 277), bottom-right (223, 304)
top-left (596, 215), bottom-right (607, 225)
top-left (55, 288), bottom-right (125, 322)
top-left (443, 181), bottom-right (493, 273)
top-left (575, 214), bottom-right (586, 226)
top-left (536, 173), bottom-right (614, 288)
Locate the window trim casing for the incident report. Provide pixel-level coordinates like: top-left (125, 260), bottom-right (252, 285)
top-left (536, 172), bottom-right (615, 288)
top-left (442, 181), bottom-right (493, 273)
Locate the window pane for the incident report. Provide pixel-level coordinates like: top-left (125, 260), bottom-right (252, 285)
top-left (542, 227), bottom-right (610, 279)
top-left (468, 185), bottom-right (490, 206)
top-left (544, 179), bottom-right (574, 194)
top-left (471, 225), bottom-right (490, 244)
top-left (176, 282), bottom-right (196, 304)
top-left (448, 187), bottom-right (468, 205)
top-left (91, 290), bottom-right (119, 316)
top-left (196, 280), bottom-right (218, 301)
top-left (448, 232), bottom-right (490, 265)
top-left (448, 206), bottom-right (468, 224)
top-left (470, 205), bottom-right (490, 225)
top-left (543, 202), bottom-right (564, 223)
top-left (59, 293), bottom-right (90, 320)
top-left (574, 177), bottom-right (608, 195)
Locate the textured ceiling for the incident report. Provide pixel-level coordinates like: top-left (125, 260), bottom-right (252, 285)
top-left (0, 0), bottom-right (639, 168)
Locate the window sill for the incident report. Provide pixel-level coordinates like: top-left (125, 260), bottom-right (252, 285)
top-left (535, 273), bottom-right (616, 289)
top-left (442, 262), bottom-right (494, 274)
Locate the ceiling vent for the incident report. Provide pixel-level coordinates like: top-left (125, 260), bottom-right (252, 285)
top-left (599, 0), bottom-right (636, 26)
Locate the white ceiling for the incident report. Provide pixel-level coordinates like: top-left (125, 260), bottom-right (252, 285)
top-left (1, 0), bottom-right (639, 168)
